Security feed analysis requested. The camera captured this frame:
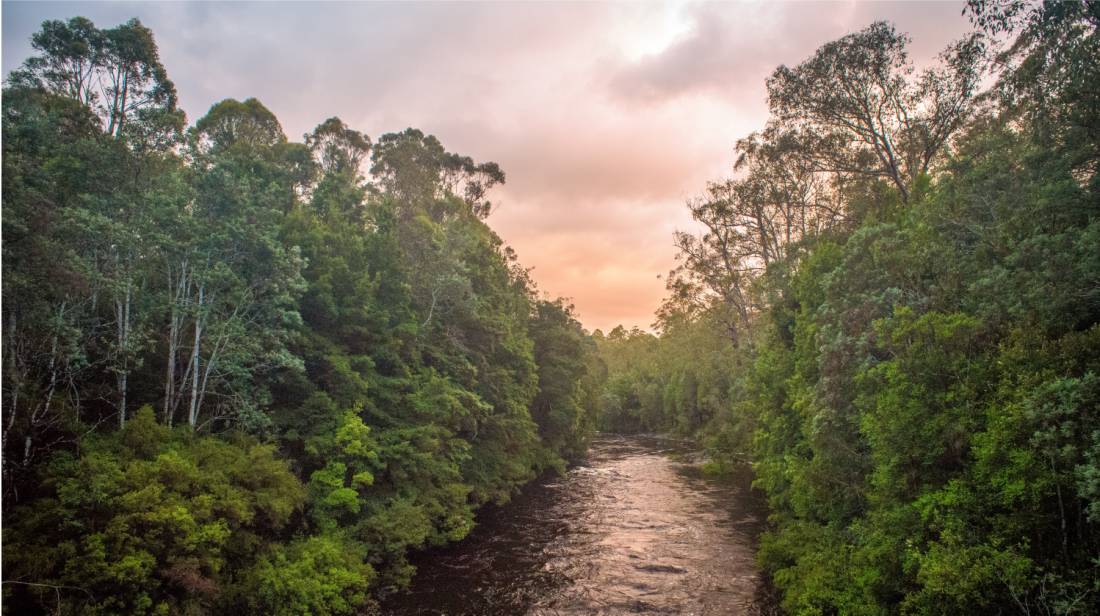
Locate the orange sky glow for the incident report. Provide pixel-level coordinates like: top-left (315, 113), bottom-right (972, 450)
top-left (3, 1), bottom-right (975, 333)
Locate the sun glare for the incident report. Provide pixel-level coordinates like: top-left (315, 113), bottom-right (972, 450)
top-left (615, 1), bottom-right (695, 61)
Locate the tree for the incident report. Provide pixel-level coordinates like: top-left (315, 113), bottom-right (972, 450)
top-left (967, 0), bottom-right (1100, 184)
top-left (3, 87), bottom-right (111, 474)
top-left (766, 21), bottom-right (983, 203)
top-left (11, 17), bottom-right (179, 141)
top-left (666, 130), bottom-right (847, 345)
top-left (306, 117), bottom-right (371, 178)
top-left (529, 299), bottom-right (596, 461)
top-left (161, 98), bottom-right (305, 430)
top-left (5, 18), bottom-right (185, 434)
top-left (370, 128), bottom-right (504, 219)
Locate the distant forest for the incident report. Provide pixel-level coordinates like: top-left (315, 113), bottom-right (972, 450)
top-left (3, 1), bottom-right (1099, 615)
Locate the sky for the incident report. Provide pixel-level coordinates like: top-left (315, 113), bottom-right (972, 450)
top-left (2, 1), bottom-right (975, 333)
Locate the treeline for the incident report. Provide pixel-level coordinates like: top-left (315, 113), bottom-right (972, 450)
top-left (1, 17), bottom-right (602, 614)
top-left (598, 2), bottom-right (1100, 613)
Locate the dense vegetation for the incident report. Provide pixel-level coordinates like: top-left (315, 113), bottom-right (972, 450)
top-left (1, 17), bottom-right (603, 614)
top-left (5, 3), bottom-right (1099, 615)
top-left (598, 2), bottom-right (1100, 613)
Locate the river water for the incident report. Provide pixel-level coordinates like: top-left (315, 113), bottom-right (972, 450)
top-left (381, 434), bottom-right (776, 615)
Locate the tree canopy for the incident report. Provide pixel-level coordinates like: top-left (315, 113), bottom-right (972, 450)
top-left (2, 16), bottom-right (603, 614)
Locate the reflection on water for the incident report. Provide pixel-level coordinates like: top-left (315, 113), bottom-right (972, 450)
top-left (381, 434), bottom-right (776, 615)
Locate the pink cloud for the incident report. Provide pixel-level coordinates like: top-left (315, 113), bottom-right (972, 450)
top-left (3, 1), bottom-right (976, 333)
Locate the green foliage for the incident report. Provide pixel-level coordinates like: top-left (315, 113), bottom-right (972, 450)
top-left (742, 134), bottom-right (1100, 612)
top-left (530, 299), bottom-right (599, 462)
top-left (3, 407), bottom-right (305, 614)
top-left (244, 534), bottom-right (375, 616)
top-left (601, 4), bottom-right (1100, 613)
top-left (2, 15), bottom-right (604, 615)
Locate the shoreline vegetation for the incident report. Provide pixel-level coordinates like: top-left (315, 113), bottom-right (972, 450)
top-left (2, 16), bottom-right (602, 614)
top-left (4, 1), bottom-right (1099, 614)
top-left (591, 2), bottom-right (1100, 613)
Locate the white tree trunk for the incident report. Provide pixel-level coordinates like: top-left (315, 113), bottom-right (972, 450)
top-left (188, 284), bottom-right (205, 428)
top-left (116, 279), bottom-right (132, 428)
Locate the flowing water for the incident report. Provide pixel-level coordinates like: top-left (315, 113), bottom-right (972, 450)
top-left (381, 434), bottom-right (776, 616)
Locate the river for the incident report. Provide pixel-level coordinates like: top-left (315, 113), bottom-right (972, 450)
top-left (381, 434), bottom-right (777, 615)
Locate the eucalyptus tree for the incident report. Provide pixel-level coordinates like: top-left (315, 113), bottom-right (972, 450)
top-left (667, 129), bottom-right (845, 345)
top-left (667, 187), bottom-right (758, 345)
top-left (967, 0), bottom-right (1100, 182)
top-left (370, 128), bottom-right (505, 220)
top-left (11, 16), bottom-right (178, 140)
top-left (2, 85), bottom-right (131, 472)
top-left (766, 21), bottom-right (984, 203)
top-left (668, 23), bottom-right (984, 346)
top-left (370, 129), bottom-right (560, 503)
top-left (8, 17), bottom-right (185, 429)
top-left (307, 116), bottom-right (372, 177)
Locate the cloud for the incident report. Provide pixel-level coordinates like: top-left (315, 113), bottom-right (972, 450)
top-left (607, 1), bottom-right (974, 109)
top-left (607, 4), bottom-right (778, 105)
top-left (2, 0), bottom-right (976, 333)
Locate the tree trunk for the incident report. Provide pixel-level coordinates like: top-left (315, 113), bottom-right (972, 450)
top-left (188, 284), bottom-right (204, 428)
top-left (164, 313), bottom-right (176, 425)
top-left (107, 65), bottom-right (123, 137)
top-left (116, 279), bottom-right (131, 428)
top-left (164, 261), bottom-right (190, 426)
top-left (115, 67), bottom-right (129, 138)
top-left (4, 310), bottom-right (20, 476)
top-left (25, 314), bottom-right (62, 467)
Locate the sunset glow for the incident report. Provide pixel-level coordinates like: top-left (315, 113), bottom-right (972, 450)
top-left (3, 1), bottom-right (975, 332)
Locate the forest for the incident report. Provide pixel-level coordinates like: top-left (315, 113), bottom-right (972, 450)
top-left (3, 1), bottom-right (1099, 614)
top-left (597, 1), bottom-right (1100, 614)
top-left (1, 15), bottom-right (603, 614)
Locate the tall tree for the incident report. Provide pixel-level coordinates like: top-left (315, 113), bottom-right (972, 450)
top-left (11, 17), bottom-right (179, 140)
top-left (766, 21), bottom-right (983, 202)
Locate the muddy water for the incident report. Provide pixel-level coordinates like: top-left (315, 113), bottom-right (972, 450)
top-left (381, 434), bottom-right (774, 615)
